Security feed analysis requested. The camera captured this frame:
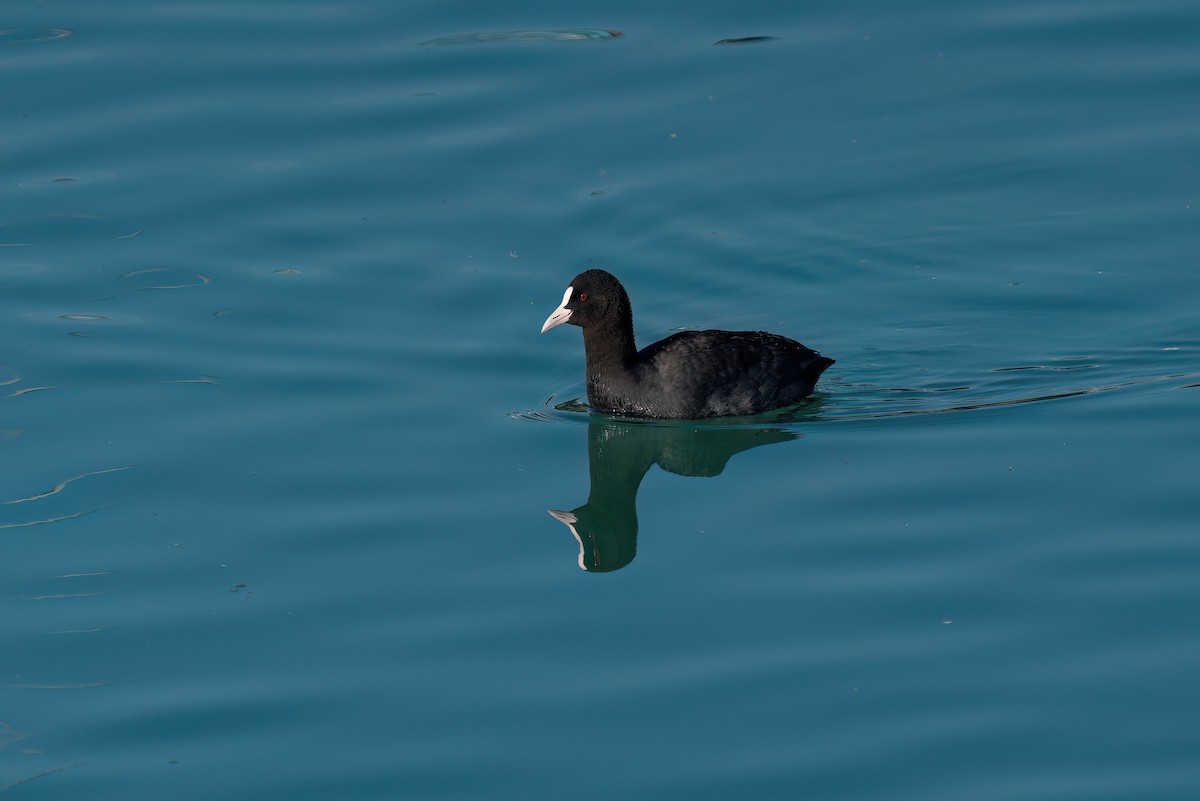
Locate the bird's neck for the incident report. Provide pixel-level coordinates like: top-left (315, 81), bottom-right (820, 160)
top-left (582, 316), bottom-right (637, 374)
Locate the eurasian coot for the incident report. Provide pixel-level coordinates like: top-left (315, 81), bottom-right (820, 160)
top-left (541, 269), bottom-right (834, 419)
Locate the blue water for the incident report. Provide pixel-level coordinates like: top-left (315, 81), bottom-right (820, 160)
top-left (3, 2), bottom-right (1199, 799)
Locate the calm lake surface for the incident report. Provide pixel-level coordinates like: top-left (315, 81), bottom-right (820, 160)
top-left (3, 2), bottom-right (1198, 799)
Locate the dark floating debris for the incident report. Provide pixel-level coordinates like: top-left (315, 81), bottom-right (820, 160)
top-left (714, 36), bottom-right (779, 45)
top-left (419, 29), bottom-right (622, 46)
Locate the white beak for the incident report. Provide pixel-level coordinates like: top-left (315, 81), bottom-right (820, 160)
top-left (540, 285), bottom-right (574, 333)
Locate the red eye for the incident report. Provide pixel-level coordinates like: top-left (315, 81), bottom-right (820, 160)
top-left (578, 293), bottom-right (588, 301)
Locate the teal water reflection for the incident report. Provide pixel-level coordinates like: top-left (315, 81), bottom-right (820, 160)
top-left (548, 420), bottom-right (798, 571)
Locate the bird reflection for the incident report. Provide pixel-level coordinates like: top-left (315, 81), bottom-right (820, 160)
top-left (548, 420), bottom-right (796, 572)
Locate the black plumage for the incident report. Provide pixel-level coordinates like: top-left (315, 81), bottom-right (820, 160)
top-left (541, 269), bottom-right (834, 419)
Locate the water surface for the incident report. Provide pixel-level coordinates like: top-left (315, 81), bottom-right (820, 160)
top-left (2, 1), bottom-right (1198, 799)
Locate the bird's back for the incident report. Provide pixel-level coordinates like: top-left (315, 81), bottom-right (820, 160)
top-left (629, 330), bottom-right (834, 418)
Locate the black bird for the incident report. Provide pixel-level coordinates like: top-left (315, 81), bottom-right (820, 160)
top-left (541, 269), bottom-right (834, 419)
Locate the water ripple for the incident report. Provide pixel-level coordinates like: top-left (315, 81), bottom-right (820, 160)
top-left (0, 681), bottom-right (117, 690)
top-left (0, 762), bottom-right (88, 796)
top-left (517, 365), bottom-right (1199, 426)
top-left (4, 385), bottom-right (68, 399)
top-left (0, 721), bottom-right (27, 748)
top-left (17, 591), bottom-right (125, 601)
top-left (815, 368), bottom-right (1198, 422)
top-left (0, 212), bottom-right (138, 246)
top-left (419, 29), bottom-right (622, 46)
top-left (4, 466), bottom-right (137, 506)
top-left (0, 509), bottom-right (105, 531)
top-left (511, 393), bottom-right (823, 428)
top-left (120, 266), bottom-right (211, 290)
top-left (0, 28), bottom-right (72, 46)
top-left (84, 267), bottom-right (213, 301)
